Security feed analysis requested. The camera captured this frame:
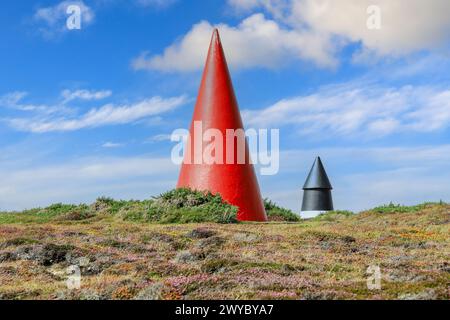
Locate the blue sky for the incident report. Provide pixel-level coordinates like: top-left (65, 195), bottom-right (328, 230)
top-left (1, 0), bottom-right (449, 212)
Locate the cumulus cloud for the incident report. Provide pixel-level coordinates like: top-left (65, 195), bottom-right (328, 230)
top-left (242, 83), bottom-right (450, 137)
top-left (7, 95), bottom-right (187, 133)
top-left (135, 0), bottom-right (450, 72)
top-left (228, 0), bottom-right (291, 18)
top-left (33, 0), bottom-right (94, 37)
top-left (231, 0), bottom-right (450, 55)
top-left (132, 13), bottom-right (337, 72)
top-left (294, 0), bottom-right (450, 56)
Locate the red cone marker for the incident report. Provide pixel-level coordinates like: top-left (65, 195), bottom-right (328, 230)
top-left (177, 29), bottom-right (267, 222)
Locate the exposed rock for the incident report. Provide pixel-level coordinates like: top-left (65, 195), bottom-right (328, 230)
top-left (173, 250), bottom-right (199, 264)
top-left (79, 289), bottom-right (102, 300)
top-left (387, 270), bottom-right (428, 283)
top-left (398, 289), bottom-right (437, 300)
top-left (35, 244), bottom-right (75, 266)
top-left (11, 244), bottom-right (75, 266)
top-left (437, 262), bottom-right (450, 273)
top-left (134, 283), bottom-right (169, 300)
top-left (201, 258), bottom-right (239, 274)
top-left (302, 290), bottom-right (342, 300)
top-left (197, 236), bottom-right (225, 248)
top-left (387, 254), bottom-right (414, 266)
top-left (187, 228), bottom-right (216, 239)
top-left (233, 233), bottom-right (259, 243)
top-left (150, 233), bottom-right (174, 243)
top-left (0, 237), bottom-right (39, 249)
top-left (0, 251), bottom-right (17, 262)
top-left (341, 236), bottom-right (356, 243)
top-left (280, 264), bottom-right (305, 274)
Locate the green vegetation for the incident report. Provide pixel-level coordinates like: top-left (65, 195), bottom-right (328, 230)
top-left (372, 201), bottom-right (447, 214)
top-left (99, 188), bottom-right (239, 224)
top-left (313, 210), bottom-right (354, 221)
top-left (1, 193), bottom-right (448, 226)
top-left (264, 198), bottom-right (300, 222)
top-left (0, 189), bottom-right (240, 224)
top-left (0, 201), bottom-right (448, 300)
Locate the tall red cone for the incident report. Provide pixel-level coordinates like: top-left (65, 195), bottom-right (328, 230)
top-left (177, 29), bottom-right (267, 222)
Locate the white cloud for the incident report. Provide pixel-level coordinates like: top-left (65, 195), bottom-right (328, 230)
top-left (1, 140), bottom-right (449, 213)
top-left (228, 0), bottom-right (290, 18)
top-left (0, 155), bottom-right (178, 211)
top-left (146, 134), bottom-right (172, 143)
top-left (102, 142), bottom-right (124, 148)
top-left (34, 1), bottom-right (95, 37)
top-left (137, 0), bottom-right (450, 72)
top-left (229, 0), bottom-right (450, 56)
top-left (242, 83), bottom-right (450, 137)
top-left (228, 0), bottom-right (261, 11)
top-left (7, 95), bottom-right (188, 133)
top-left (0, 92), bottom-right (28, 109)
top-left (289, 0), bottom-right (450, 56)
top-left (132, 13), bottom-right (337, 72)
top-left (0, 91), bottom-right (67, 114)
top-left (1, 143), bottom-right (448, 212)
top-left (406, 90), bottom-right (450, 132)
top-left (61, 89), bottom-right (112, 103)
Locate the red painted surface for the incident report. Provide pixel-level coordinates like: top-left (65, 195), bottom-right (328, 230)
top-left (177, 29), bottom-right (267, 222)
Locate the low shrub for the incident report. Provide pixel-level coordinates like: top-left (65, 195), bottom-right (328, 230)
top-left (146, 189), bottom-right (238, 224)
top-left (313, 210), bottom-right (354, 221)
top-left (264, 199), bottom-right (300, 222)
top-left (372, 202), bottom-right (429, 214)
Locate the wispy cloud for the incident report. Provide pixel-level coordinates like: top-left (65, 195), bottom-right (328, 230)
top-left (0, 91), bottom-right (68, 114)
top-left (61, 89), bottom-right (112, 103)
top-left (7, 95), bottom-right (188, 133)
top-left (146, 133), bottom-right (173, 143)
top-left (102, 142), bottom-right (124, 148)
top-left (0, 92), bottom-right (29, 109)
top-left (2, 144), bottom-right (448, 211)
top-left (0, 155), bottom-right (178, 210)
top-left (243, 82), bottom-right (450, 137)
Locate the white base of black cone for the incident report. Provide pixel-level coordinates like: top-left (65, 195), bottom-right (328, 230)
top-left (301, 210), bottom-right (329, 219)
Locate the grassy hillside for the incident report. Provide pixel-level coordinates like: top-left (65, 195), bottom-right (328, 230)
top-left (0, 198), bottom-right (448, 300)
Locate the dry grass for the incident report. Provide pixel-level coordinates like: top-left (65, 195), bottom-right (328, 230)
top-left (0, 202), bottom-right (448, 300)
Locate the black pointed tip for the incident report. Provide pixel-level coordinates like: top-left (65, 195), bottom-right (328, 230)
top-left (303, 156), bottom-right (333, 190)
